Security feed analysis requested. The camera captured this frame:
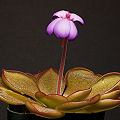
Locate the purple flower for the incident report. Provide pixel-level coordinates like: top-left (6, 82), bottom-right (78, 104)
top-left (47, 10), bottom-right (84, 41)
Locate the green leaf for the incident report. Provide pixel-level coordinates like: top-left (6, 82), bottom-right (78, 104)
top-left (37, 68), bottom-right (65, 95)
top-left (26, 73), bottom-right (37, 83)
top-left (0, 77), bottom-right (8, 88)
top-left (2, 70), bottom-right (39, 98)
top-left (64, 67), bottom-right (100, 96)
top-left (25, 101), bottom-right (65, 119)
top-left (35, 92), bottom-right (67, 108)
top-left (87, 72), bottom-right (120, 98)
top-left (79, 99), bottom-right (120, 113)
top-left (0, 87), bottom-right (32, 105)
top-left (66, 88), bottom-right (92, 102)
top-left (100, 90), bottom-right (120, 100)
top-left (34, 73), bottom-right (40, 79)
top-left (105, 80), bottom-right (120, 93)
top-left (56, 95), bottom-right (100, 113)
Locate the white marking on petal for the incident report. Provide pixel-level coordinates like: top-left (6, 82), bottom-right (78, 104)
top-left (47, 18), bottom-right (62, 35)
top-left (53, 19), bottom-right (70, 39)
top-left (70, 13), bottom-right (84, 24)
top-left (53, 10), bottom-right (69, 18)
top-left (67, 21), bottom-right (78, 40)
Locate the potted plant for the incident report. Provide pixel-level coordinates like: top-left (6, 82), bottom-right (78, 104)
top-left (0, 10), bottom-right (120, 120)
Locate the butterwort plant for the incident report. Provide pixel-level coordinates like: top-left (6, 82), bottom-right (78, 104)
top-left (0, 10), bottom-right (120, 119)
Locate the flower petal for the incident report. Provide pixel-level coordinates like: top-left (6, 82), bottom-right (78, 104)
top-left (54, 19), bottom-right (70, 39)
top-left (67, 21), bottom-right (78, 40)
top-left (53, 10), bottom-right (68, 18)
top-left (26, 101), bottom-right (64, 119)
top-left (46, 18), bottom-right (61, 35)
top-left (70, 13), bottom-right (84, 24)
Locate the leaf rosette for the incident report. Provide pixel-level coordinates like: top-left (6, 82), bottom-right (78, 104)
top-left (0, 67), bottom-right (120, 119)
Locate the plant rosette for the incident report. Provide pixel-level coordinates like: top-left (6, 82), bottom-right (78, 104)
top-left (0, 67), bottom-right (120, 119)
top-left (0, 10), bottom-right (120, 120)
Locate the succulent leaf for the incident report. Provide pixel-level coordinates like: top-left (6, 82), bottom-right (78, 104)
top-left (2, 70), bottom-right (39, 98)
top-left (0, 77), bottom-right (8, 88)
top-left (35, 91), bottom-right (67, 108)
top-left (87, 73), bottom-right (120, 98)
top-left (66, 88), bottom-right (92, 102)
top-left (100, 90), bottom-right (120, 100)
top-left (37, 68), bottom-right (65, 95)
top-left (64, 67), bottom-right (100, 96)
top-left (0, 87), bottom-right (32, 105)
top-left (34, 73), bottom-right (40, 79)
top-left (25, 101), bottom-right (65, 119)
top-left (81, 99), bottom-right (120, 113)
top-left (56, 95), bottom-right (100, 113)
top-left (56, 100), bottom-right (90, 113)
top-left (26, 73), bottom-right (37, 83)
top-left (105, 80), bottom-right (120, 93)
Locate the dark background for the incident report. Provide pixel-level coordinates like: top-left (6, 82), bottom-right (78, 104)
top-left (0, 0), bottom-right (120, 120)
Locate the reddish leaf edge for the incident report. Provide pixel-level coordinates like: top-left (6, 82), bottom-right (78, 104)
top-left (2, 69), bottom-right (38, 98)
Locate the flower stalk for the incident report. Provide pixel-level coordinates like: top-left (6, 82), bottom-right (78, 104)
top-left (57, 39), bottom-right (68, 95)
top-left (46, 10), bottom-right (84, 95)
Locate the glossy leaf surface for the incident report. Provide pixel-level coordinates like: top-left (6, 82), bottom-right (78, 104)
top-left (26, 101), bottom-right (64, 119)
top-left (2, 70), bottom-right (39, 98)
top-left (0, 87), bottom-right (31, 105)
top-left (37, 68), bottom-right (65, 95)
top-left (56, 95), bottom-right (100, 113)
top-left (64, 67), bottom-right (100, 96)
top-left (87, 73), bottom-right (120, 98)
top-left (66, 88), bottom-right (91, 102)
top-left (35, 92), bottom-right (67, 108)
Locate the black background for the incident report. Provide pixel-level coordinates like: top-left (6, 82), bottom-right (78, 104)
top-left (0, 0), bottom-right (120, 120)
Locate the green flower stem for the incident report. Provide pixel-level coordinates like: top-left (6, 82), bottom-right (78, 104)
top-left (57, 39), bottom-right (68, 95)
